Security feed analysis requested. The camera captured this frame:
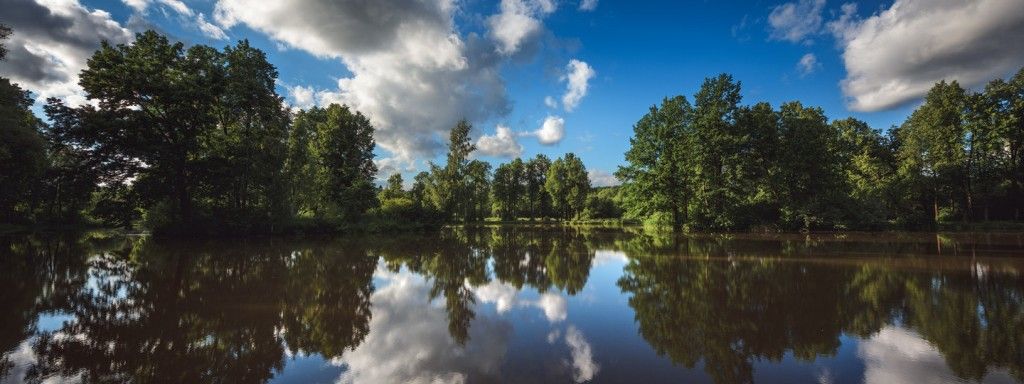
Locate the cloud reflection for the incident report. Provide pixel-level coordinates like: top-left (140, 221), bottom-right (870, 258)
top-left (334, 269), bottom-right (511, 384)
top-left (859, 326), bottom-right (1017, 384)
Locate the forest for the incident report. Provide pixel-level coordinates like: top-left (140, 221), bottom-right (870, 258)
top-left (1, 27), bottom-right (1023, 234)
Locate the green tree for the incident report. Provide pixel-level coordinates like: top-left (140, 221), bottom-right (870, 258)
top-left (427, 119), bottom-right (477, 222)
top-left (546, 153), bottom-right (590, 220)
top-left (776, 101), bottom-right (847, 229)
top-left (690, 74), bottom-right (743, 228)
top-left (525, 154), bottom-right (552, 219)
top-left (617, 95), bottom-right (693, 231)
top-left (897, 81), bottom-right (969, 224)
top-left (307, 104), bottom-right (378, 221)
top-left (491, 158), bottom-right (525, 220)
top-left (0, 79), bottom-right (47, 222)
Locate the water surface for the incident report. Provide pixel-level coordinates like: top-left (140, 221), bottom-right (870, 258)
top-left (2, 228), bottom-right (1023, 383)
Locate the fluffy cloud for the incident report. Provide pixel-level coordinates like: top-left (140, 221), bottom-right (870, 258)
top-left (487, 0), bottom-right (557, 56)
top-left (335, 268), bottom-right (512, 384)
top-left (215, 0), bottom-right (511, 163)
top-left (476, 125), bottom-right (524, 158)
top-left (797, 53), bottom-right (820, 77)
top-left (579, 0), bottom-right (598, 12)
top-left (561, 59), bottom-right (595, 112)
top-left (0, 0), bottom-right (134, 105)
top-left (564, 326), bottom-right (599, 383)
top-left (830, 0), bottom-right (1024, 112)
top-left (285, 84), bottom-right (315, 109)
top-left (531, 115), bottom-right (565, 145)
top-left (767, 0), bottom-right (825, 43)
top-left (587, 169), bottom-right (619, 187)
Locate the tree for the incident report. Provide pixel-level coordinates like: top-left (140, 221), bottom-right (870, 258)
top-left (617, 95), bottom-right (693, 231)
top-left (833, 117), bottom-right (895, 227)
top-left (380, 173), bottom-right (406, 201)
top-left (428, 119), bottom-right (478, 222)
top-left (546, 153), bottom-right (590, 220)
top-left (776, 101), bottom-right (846, 229)
top-left (307, 104), bottom-right (378, 221)
top-left (0, 78), bottom-right (47, 221)
top-left (897, 81), bottom-right (969, 224)
top-left (690, 74), bottom-right (743, 228)
top-left (491, 158), bottom-right (525, 220)
top-left (525, 155), bottom-right (552, 219)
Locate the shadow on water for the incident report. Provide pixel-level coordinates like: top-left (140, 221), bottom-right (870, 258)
top-left (1, 228), bottom-right (1023, 383)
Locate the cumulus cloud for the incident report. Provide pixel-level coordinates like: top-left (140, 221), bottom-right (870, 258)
top-left (767, 0), bottom-right (825, 43)
top-left (530, 115), bottom-right (566, 145)
top-left (797, 53), bottom-right (821, 77)
top-left (830, 0), bottom-right (1024, 112)
top-left (215, 0), bottom-right (511, 163)
top-left (487, 0), bottom-right (557, 56)
top-left (587, 169), bottom-right (619, 188)
top-left (579, 0), bottom-right (598, 11)
top-left (564, 326), bottom-right (599, 383)
top-left (335, 268), bottom-right (512, 384)
top-left (561, 59), bottom-right (595, 111)
top-left (476, 125), bottom-right (524, 158)
top-left (0, 0), bottom-right (134, 105)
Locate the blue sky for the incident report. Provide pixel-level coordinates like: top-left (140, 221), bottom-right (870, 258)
top-left (3, 0), bottom-right (1022, 185)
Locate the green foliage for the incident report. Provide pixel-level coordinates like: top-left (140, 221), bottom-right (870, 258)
top-left (0, 79), bottom-right (47, 222)
top-left (545, 153), bottom-right (590, 220)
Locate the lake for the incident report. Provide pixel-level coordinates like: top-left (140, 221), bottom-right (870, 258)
top-left (2, 227), bottom-right (1023, 383)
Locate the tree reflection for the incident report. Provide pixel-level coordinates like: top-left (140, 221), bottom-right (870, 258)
top-left (2, 236), bottom-right (375, 383)
top-left (618, 233), bottom-right (1024, 383)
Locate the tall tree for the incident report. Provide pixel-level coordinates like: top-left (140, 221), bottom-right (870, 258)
top-left (617, 95), bottom-right (693, 231)
top-left (690, 74), bottom-right (743, 228)
top-left (897, 81), bottom-right (969, 224)
top-left (0, 78), bottom-right (47, 221)
top-left (66, 31), bottom-right (224, 227)
top-left (546, 153), bottom-right (590, 220)
top-left (525, 154), bottom-right (552, 219)
top-left (308, 104), bottom-right (377, 221)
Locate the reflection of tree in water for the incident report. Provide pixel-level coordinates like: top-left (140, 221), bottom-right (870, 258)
top-left (0, 235), bottom-right (92, 379)
top-left (617, 234), bottom-right (1024, 383)
top-left (375, 226), bottom-right (604, 345)
top-left (5, 236), bottom-right (375, 383)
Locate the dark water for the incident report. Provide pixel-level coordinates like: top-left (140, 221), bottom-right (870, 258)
top-left (2, 228), bottom-right (1024, 384)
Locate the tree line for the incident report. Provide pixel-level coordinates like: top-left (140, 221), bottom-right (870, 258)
top-left (618, 71), bottom-right (1024, 231)
top-left (0, 28), bottom-right (607, 234)
top-left (4, 26), bottom-right (1022, 233)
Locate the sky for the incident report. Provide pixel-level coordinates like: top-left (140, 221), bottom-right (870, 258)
top-left (2, 0), bottom-right (1023, 186)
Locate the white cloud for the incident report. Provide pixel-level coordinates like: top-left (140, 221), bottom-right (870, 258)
top-left (797, 53), bottom-right (821, 77)
top-left (0, 0), bottom-right (134, 106)
top-left (768, 0), bottom-right (825, 43)
top-left (286, 84), bottom-right (315, 109)
top-left (476, 125), bottom-right (524, 158)
top-left (564, 326), bottom-right (599, 383)
top-left (531, 115), bottom-right (565, 145)
top-left (561, 59), bottom-right (595, 112)
top-left (545, 95), bottom-right (558, 109)
top-left (487, 0), bottom-right (557, 56)
top-left (579, 0), bottom-right (598, 11)
top-left (335, 268), bottom-right (512, 384)
top-left (830, 0), bottom-right (1024, 112)
top-left (215, 0), bottom-right (511, 163)
top-left (195, 13), bottom-right (227, 40)
top-left (587, 169), bottom-right (619, 187)
top-left (119, 0), bottom-right (227, 40)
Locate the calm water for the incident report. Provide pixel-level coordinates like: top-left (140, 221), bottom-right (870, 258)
top-left (2, 227), bottom-right (1024, 384)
